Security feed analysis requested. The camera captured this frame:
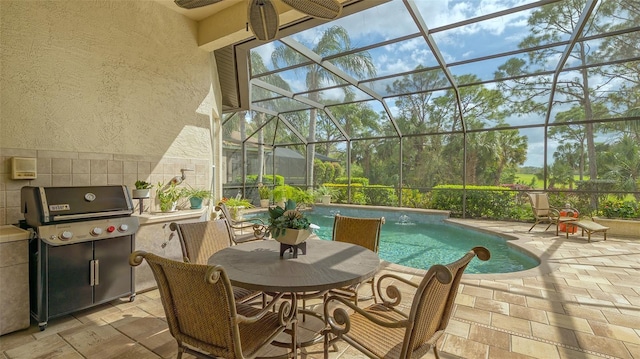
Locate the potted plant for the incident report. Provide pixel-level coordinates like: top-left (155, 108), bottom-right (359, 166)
top-left (267, 199), bottom-right (312, 245)
top-left (290, 187), bottom-right (315, 208)
top-left (156, 181), bottom-right (183, 212)
top-left (184, 187), bottom-right (212, 209)
top-left (132, 180), bottom-right (153, 199)
top-left (221, 196), bottom-right (254, 220)
top-left (315, 185), bottom-right (335, 205)
top-left (258, 183), bottom-right (272, 208)
top-left (273, 185), bottom-right (289, 208)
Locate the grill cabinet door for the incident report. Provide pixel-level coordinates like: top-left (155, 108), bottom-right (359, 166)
top-left (93, 236), bottom-right (134, 304)
top-left (47, 242), bottom-right (94, 317)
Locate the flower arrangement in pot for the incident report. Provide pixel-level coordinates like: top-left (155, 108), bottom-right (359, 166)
top-left (132, 180), bottom-right (153, 199)
top-left (267, 199), bottom-right (312, 245)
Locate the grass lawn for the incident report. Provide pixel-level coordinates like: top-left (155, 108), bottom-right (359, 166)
top-left (514, 173), bottom-right (590, 189)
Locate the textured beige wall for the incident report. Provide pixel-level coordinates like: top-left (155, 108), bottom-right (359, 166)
top-left (0, 0), bottom-right (215, 158)
top-left (0, 0), bottom-right (224, 225)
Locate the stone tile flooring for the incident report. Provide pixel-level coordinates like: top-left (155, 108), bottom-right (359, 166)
top-left (1, 220), bottom-right (638, 359)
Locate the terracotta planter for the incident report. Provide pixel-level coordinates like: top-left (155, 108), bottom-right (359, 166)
top-left (273, 229), bottom-right (311, 245)
top-left (592, 217), bottom-right (640, 238)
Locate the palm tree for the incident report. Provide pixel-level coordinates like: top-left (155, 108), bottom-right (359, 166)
top-left (249, 52), bottom-right (291, 183)
top-left (271, 25), bottom-right (376, 186)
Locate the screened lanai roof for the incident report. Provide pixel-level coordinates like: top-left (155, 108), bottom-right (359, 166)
top-left (222, 0), bottom-right (639, 151)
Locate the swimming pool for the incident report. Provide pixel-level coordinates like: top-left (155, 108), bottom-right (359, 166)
top-left (249, 206), bottom-right (539, 274)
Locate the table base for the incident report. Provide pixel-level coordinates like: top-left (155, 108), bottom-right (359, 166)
top-left (279, 242), bottom-right (307, 258)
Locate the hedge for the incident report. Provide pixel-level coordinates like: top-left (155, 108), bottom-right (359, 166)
top-left (334, 177), bottom-right (369, 186)
top-left (431, 185), bottom-right (516, 219)
top-left (246, 174), bottom-right (285, 186)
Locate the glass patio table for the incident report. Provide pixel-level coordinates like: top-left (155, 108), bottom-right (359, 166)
top-left (208, 238), bottom-right (380, 356)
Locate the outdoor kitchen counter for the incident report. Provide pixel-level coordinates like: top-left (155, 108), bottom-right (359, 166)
top-left (133, 207), bottom-right (210, 292)
top-left (134, 207), bottom-right (209, 225)
top-left (0, 225), bottom-right (30, 335)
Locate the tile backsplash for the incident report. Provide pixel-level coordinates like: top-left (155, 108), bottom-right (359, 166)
top-left (0, 148), bottom-right (211, 225)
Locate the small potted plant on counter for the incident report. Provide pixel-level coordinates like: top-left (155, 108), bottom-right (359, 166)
top-left (183, 187), bottom-right (212, 209)
top-left (156, 181), bottom-right (183, 212)
top-left (132, 180), bottom-right (153, 199)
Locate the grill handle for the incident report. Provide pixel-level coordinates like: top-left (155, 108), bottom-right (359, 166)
top-left (52, 210), bottom-right (133, 222)
top-left (94, 260), bottom-right (99, 286)
top-left (90, 260), bottom-right (100, 286)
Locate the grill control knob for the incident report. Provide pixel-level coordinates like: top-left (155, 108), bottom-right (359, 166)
top-left (60, 231), bottom-right (73, 241)
top-left (106, 226), bottom-right (116, 233)
top-left (91, 227), bottom-right (103, 236)
top-left (118, 224), bottom-right (129, 232)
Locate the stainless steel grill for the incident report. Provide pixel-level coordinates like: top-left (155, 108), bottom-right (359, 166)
top-left (21, 185), bottom-right (139, 331)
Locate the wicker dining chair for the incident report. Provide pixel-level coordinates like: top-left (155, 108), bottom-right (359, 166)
top-left (216, 203), bottom-right (267, 243)
top-left (330, 214), bottom-right (385, 305)
top-left (323, 246), bottom-right (490, 359)
top-left (169, 219), bottom-right (261, 303)
top-left (129, 251), bottom-right (295, 359)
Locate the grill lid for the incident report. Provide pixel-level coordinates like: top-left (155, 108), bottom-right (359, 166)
top-left (21, 186), bottom-right (134, 226)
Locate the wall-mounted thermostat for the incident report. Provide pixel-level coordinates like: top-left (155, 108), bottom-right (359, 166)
top-left (11, 157), bottom-right (37, 180)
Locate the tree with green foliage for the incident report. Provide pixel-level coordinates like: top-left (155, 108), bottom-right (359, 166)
top-left (488, 128), bottom-right (528, 186)
top-left (495, 0), bottom-right (635, 196)
top-left (600, 134), bottom-right (640, 201)
top-left (271, 25), bottom-right (376, 187)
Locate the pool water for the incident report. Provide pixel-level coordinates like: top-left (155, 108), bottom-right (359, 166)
top-left (248, 208), bottom-right (539, 274)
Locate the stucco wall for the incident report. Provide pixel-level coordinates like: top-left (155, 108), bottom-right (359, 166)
top-left (0, 0), bottom-right (223, 225)
top-left (0, 0), bottom-right (214, 158)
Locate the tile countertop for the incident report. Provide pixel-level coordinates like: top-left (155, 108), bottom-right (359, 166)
top-left (133, 207), bottom-right (209, 225)
top-left (0, 225), bottom-right (31, 244)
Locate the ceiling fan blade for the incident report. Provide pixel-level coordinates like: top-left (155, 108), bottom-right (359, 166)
top-left (248, 0), bottom-right (279, 41)
top-left (174, 0), bottom-right (224, 9)
top-left (280, 0), bottom-right (342, 20)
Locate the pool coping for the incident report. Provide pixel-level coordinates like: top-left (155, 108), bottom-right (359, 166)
top-left (444, 218), bottom-right (558, 280)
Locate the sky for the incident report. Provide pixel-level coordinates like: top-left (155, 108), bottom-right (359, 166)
top-left (250, 0), bottom-right (621, 168)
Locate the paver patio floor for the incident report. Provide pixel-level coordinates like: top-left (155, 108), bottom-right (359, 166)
top-left (1, 220), bottom-right (638, 359)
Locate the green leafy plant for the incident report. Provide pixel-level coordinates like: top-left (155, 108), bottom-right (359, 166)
top-left (135, 180), bottom-right (153, 190)
top-left (315, 185), bottom-right (335, 197)
top-left (183, 187), bottom-right (212, 199)
top-left (273, 185), bottom-right (292, 202)
top-left (258, 183), bottom-right (272, 200)
top-left (267, 200), bottom-right (310, 237)
top-left (599, 199), bottom-right (640, 219)
top-left (156, 181), bottom-right (183, 212)
top-left (221, 197), bottom-right (254, 208)
top-left (290, 187), bottom-right (315, 206)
